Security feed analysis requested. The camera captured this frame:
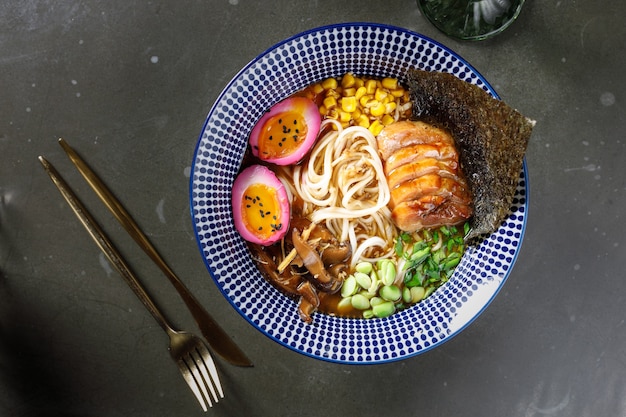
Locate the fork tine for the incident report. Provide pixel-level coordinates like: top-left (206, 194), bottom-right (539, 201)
top-left (189, 349), bottom-right (218, 404)
top-left (178, 358), bottom-right (210, 411)
top-left (187, 353), bottom-right (215, 408)
top-left (194, 342), bottom-right (224, 399)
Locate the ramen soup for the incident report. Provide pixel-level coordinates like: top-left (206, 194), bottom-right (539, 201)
top-left (236, 73), bottom-right (470, 323)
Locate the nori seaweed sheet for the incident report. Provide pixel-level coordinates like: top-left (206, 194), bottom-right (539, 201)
top-left (406, 69), bottom-right (534, 241)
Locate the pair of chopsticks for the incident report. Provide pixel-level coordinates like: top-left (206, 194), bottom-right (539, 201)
top-left (39, 139), bottom-right (253, 367)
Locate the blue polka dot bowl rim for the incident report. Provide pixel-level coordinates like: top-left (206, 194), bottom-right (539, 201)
top-left (190, 23), bottom-right (528, 364)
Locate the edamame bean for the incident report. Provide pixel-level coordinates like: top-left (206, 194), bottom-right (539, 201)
top-left (402, 287), bottom-right (412, 303)
top-left (410, 286), bottom-right (425, 303)
top-left (337, 296), bottom-right (354, 312)
top-left (381, 260), bottom-right (396, 285)
top-left (369, 296), bottom-right (384, 307)
top-left (372, 301), bottom-right (395, 318)
top-left (355, 261), bottom-right (373, 274)
top-left (368, 275), bottom-right (381, 294)
top-left (358, 290), bottom-right (375, 299)
top-left (380, 284), bottom-right (401, 302)
top-left (341, 275), bottom-right (358, 297)
top-left (369, 268), bottom-right (379, 283)
top-left (354, 272), bottom-right (372, 289)
top-left (351, 293), bottom-right (370, 310)
top-left (363, 309), bottom-right (375, 319)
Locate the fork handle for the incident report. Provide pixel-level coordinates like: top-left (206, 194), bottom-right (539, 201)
top-left (39, 156), bottom-right (176, 334)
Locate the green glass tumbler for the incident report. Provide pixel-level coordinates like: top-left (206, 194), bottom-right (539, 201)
top-left (418, 0), bottom-right (525, 40)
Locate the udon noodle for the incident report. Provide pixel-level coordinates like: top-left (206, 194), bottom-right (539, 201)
top-left (276, 118), bottom-right (397, 268)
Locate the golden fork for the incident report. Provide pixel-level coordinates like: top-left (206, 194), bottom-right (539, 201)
top-left (39, 156), bottom-right (223, 411)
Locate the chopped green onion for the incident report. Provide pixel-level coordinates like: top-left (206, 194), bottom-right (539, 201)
top-left (337, 223), bottom-right (467, 319)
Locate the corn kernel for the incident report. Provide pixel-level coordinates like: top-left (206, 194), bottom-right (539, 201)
top-left (359, 95), bottom-right (372, 107)
top-left (390, 88), bottom-right (405, 98)
top-left (341, 96), bottom-right (358, 113)
top-left (356, 114), bottom-right (370, 128)
top-left (323, 96), bottom-right (337, 109)
top-left (339, 111), bottom-right (351, 123)
top-left (341, 73), bottom-right (356, 88)
top-left (322, 77), bottom-right (338, 90)
top-left (365, 79), bottom-right (377, 95)
top-left (374, 88), bottom-right (388, 102)
top-left (355, 86), bottom-right (367, 100)
top-left (381, 77), bottom-right (398, 90)
top-left (327, 109), bottom-right (339, 120)
top-left (385, 102), bottom-right (397, 114)
top-left (369, 120), bottom-right (383, 135)
top-left (354, 77), bottom-right (365, 88)
top-left (370, 102), bottom-right (386, 117)
top-left (326, 89), bottom-right (341, 99)
top-left (351, 108), bottom-right (362, 119)
top-left (318, 105), bottom-right (327, 115)
top-left (312, 83), bottom-right (324, 94)
top-left (381, 114), bottom-right (395, 126)
top-left (342, 87), bottom-right (356, 97)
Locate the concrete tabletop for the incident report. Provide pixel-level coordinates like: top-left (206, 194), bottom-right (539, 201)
top-left (1, 1), bottom-right (624, 416)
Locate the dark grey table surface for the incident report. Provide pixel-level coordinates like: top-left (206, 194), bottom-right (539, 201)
top-left (2, 1), bottom-right (625, 416)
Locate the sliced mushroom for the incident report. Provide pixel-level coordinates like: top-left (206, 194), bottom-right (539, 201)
top-left (291, 228), bottom-right (333, 284)
top-left (324, 263), bottom-right (348, 294)
top-left (320, 243), bottom-right (351, 266)
top-left (297, 297), bottom-right (316, 324)
top-left (296, 281), bottom-right (320, 324)
top-left (247, 243), bottom-right (301, 297)
top-left (297, 280), bottom-right (319, 308)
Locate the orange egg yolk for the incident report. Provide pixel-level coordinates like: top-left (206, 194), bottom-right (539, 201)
top-left (258, 111), bottom-right (308, 159)
top-left (241, 183), bottom-right (284, 240)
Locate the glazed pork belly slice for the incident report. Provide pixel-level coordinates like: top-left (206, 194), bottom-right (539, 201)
top-left (376, 120), bottom-right (455, 160)
top-left (390, 175), bottom-right (472, 214)
top-left (383, 143), bottom-right (459, 175)
top-left (386, 157), bottom-right (458, 189)
top-left (391, 194), bottom-right (473, 232)
top-left (389, 173), bottom-right (441, 209)
top-left (377, 120), bottom-right (473, 232)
